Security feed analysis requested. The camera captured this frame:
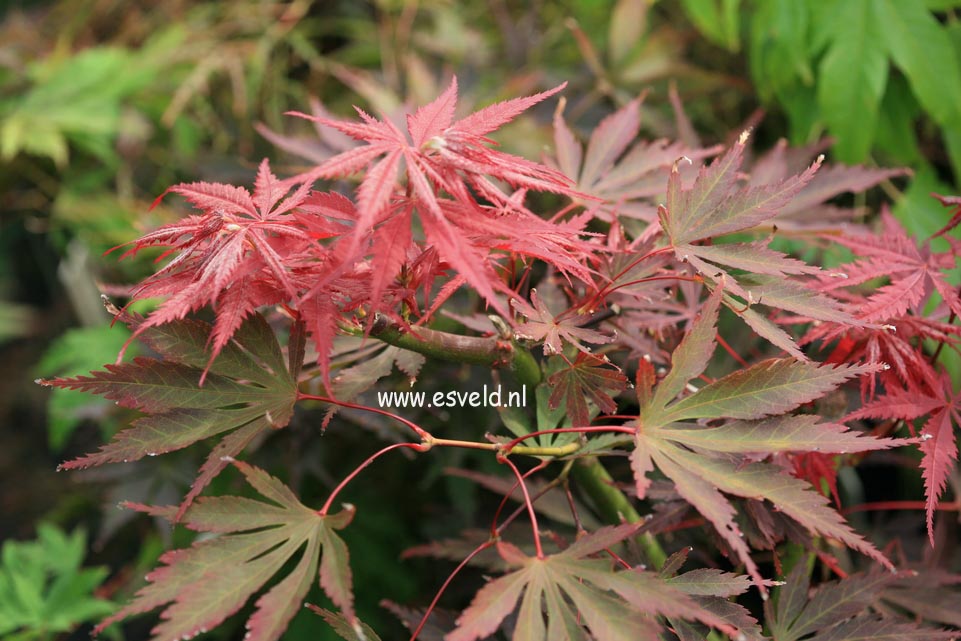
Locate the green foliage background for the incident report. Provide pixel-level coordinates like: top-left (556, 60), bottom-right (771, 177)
top-left (1, 1), bottom-right (958, 639)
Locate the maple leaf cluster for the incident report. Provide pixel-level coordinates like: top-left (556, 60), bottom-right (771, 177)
top-left (118, 78), bottom-right (598, 381)
top-left (805, 206), bottom-right (961, 543)
top-left (38, 78), bottom-right (961, 641)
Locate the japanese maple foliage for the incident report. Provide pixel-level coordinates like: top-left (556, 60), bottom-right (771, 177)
top-left (39, 78), bottom-right (961, 641)
top-left (285, 77), bottom-right (594, 312)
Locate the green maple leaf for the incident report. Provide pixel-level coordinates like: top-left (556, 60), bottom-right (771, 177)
top-left (39, 312), bottom-right (304, 516)
top-left (308, 607), bottom-right (381, 641)
top-left (97, 460), bottom-right (356, 641)
top-left (631, 286), bottom-right (905, 588)
top-left (448, 524), bottom-right (742, 641)
top-left (656, 546), bottom-right (770, 641)
top-left (766, 562), bottom-right (958, 641)
top-left (657, 132), bottom-right (859, 358)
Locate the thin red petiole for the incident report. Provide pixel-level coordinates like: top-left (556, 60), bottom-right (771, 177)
top-left (410, 539), bottom-right (495, 641)
top-left (408, 539), bottom-right (497, 641)
top-left (815, 549), bottom-right (848, 579)
top-left (490, 460), bottom-right (549, 536)
top-left (495, 470), bottom-right (570, 535)
top-left (842, 500), bottom-right (961, 515)
top-left (715, 332), bottom-right (749, 367)
top-left (604, 547), bottom-right (632, 570)
top-left (499, 454), bottom-right (544, 558)
top-left (564, 482), bottom-right (584, 533)
top-left (582, 245), bottom-right (676, 309)
top-left (596, 274), bottom-right (701, 302)
top-left (298, 392), bottom-right (432, 440)
top-left (605, 246), bottom-right (674, 290)
top-left (319, 442), bottom-right (427, 515)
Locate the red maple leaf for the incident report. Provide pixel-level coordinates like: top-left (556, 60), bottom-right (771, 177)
top-left (120, 159), bottom-right (322, 365)
top-left (747, 138), bottom-right (909, 231)
top-left (512, 288), bottom-right (614, 355)
top-left (847, 371), bottom-right (959, 543)
top-left (287, 77), bottom-right (590, 310)
top-left (290, 76), bottom-right (576, 221)
top-left (812, 312), bottom-right (959, 397)
top-left (549, 94), bottom-right (717, 222)
top-left (932, 192), bottom-right (961, 239)
top-left (817, 207), bottom-right (961, 323)
top-left (546, 351), bottom-right (628, 427)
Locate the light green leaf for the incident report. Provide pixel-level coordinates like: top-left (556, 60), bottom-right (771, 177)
top-left (924, 0), bottom-right (961, 9)
top-left (875, 75), bottom-right (923, 165)
top-left (0, 525), bottom-right (113, 637)
top-left (816, 0), bottom-right (887, 162)
top-left (608, 0), bottom-right (648, 66)
top-left (681, 0), bottom-right (741, 51)
top-left (657, 414), bottom-right (904, 454)
top-left (449, 530), bottom-right (738, 641)
top-left (749, 0), bottom-right (812, 99)
top-left (875, 0), bottom-right (961, 129)
top-left (660, 360), bottom-right (877, 422)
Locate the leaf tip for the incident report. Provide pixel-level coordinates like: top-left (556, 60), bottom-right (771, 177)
top-left (673, 154), bottom-right (693, 172)
top-left (553, 95), bottom-right (567, 119)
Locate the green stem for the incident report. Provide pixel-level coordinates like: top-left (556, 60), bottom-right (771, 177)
top-left (363, 314), bottom-right (542, 388)
top-left (571, 457), bottom-right (667, 569)
top-left (428, 437), bottom-right (581, 458)
top-left (368, 314), bottom-right (504, 364)
top-left (345, 315), bottom-right (666, 565)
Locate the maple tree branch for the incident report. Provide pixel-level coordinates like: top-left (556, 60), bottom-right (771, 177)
top-left (499, 426), bottom-right (635, 455)
top-left (365, 313), bottom-right (542, 387)
top-left (295, 397), bottom-right (587, 458)
top-left (336, 319), bottom-right (669, 562)
top-left (422, 437), bottom-right (582, 458)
